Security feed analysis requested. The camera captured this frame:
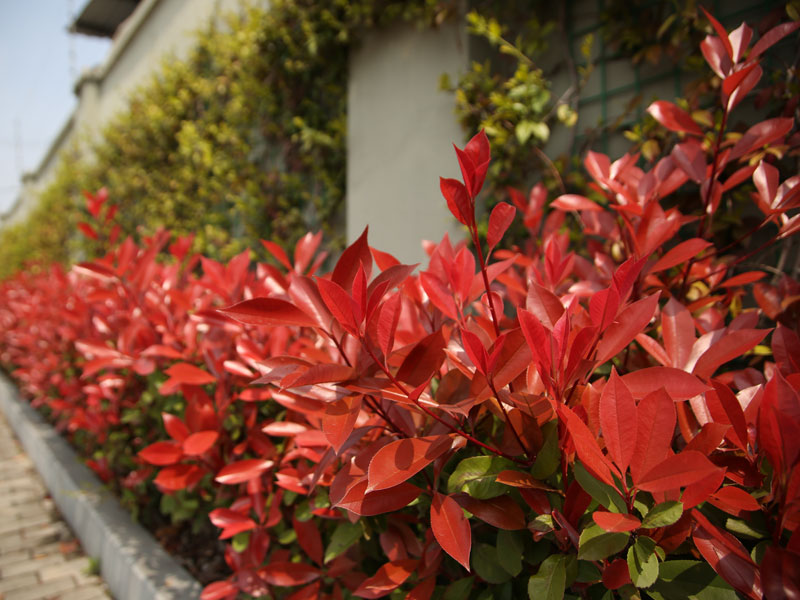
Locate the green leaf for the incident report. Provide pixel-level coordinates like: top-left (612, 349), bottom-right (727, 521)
top-left (576, 560), bottom-right (601, 583)
top-left (649, 561), bottom-right (737, 600)
top-left (627, 536), bottom-right (659, 588)
top-left (496, 530), bottom-right (523, 576)
top-left (531, 421), bottom-right (559, 479)
top-left (473, 543), bottom-right (512, 584)
top-left (528, 554), bottom-right (567, 600)
top-left (448, 456), bottom-right (514, 499)
top-left (577, 524), bottom-right (629, 561)
top-left (444, 576), bottom-right (475, 600)
top-left (726, 517), bottom-right (768, 540)
top-left (324, 521), bottom-right (362, 563)
top-left (573, 462), bottom-right (627, 513)
top-left (232, 531), bottom-right (250, 553)
top-left (641, 501), bottom-right (683, 528)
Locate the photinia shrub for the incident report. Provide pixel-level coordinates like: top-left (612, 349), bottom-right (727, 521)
top-left (1, 11), bottom-right (799, 599)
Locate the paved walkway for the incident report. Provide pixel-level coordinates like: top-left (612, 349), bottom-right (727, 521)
top-left (0, 411), bottom-right (110, 600)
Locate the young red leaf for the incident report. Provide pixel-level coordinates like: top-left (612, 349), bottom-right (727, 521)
top-left (367, 435), bottom-right (452, 492)
top-left (77, 222), bottom-right (98, 240)
top-left (661, 298), bottom-right (695, 370)
top-left (317, 277), bottom-right (361, 335)
top-left (395, 329), bottom-right (447, 388)
top-left (335, 480), bottom-right (422, 516)
top-left (293, 512), bottom-right (324, 565)
top-left (636, 451), bottom-right (722, 493)
top-left (487, 202), bottom-right (516, 250)
top-left (353, 559), bottom-right (418, 599)
top-left (215, 459), bottom-right (274, 485)
top-left (692, 509), bottom-right (762, 599)
top-left (700, 6), bottom-right (734, 60)
top-left (162, 412), bottom-right (189, 442)
top-left (139, 441), bottom-right (183, 466)
top-left (454, 494), bottom-right (526, 530)
top-left (218, 298), bottom-right (316, 328)
top-left (182, 431), bottom-right (218, 456)
top-left (706, 380), bottom-right (748, 451)
top-left (599, 368), bottom-right (638, 474)
top-left (261, 239), bottom-right (292, 270)
top-left (761, 546), bottom-right (800, 600)
top-left (154, 464), bottom-right (205, 491)
top-left (602, 558), bottom-right (632, 590)
top-left (209, 508), bottom-right (257, 539)
top-left (419, 272), bottom-right (459, 320)
top-left (595, 293), bottom-right (660, 364)
top-left (164, 362), bottom-right (216, 386)
top-left (647, 101), bottom-right (704, 136)
top-left (332, 226), bottom-right (372, 290)
top-left (748, 20), bottom-right (800, 61)
top-left (461, 329), bottom-right (488, 374)
top-left (440, 177), bottom-right (472, 225)
top-left (406, 578), bottom-right (436, 600)
top-left (377, 292), bottom-right (402, 357)
top-left (692, 329), bottom-right (769, 379)
top-left (323, 396), bottom-right (362, 454)
top-left (431, 492), bottom-right (471, 571)
top-left (455, 129), bottom-right (491, 199)
top-left (260, 562), bottom-right (320, 587)
top-left (630, 388), bottom-right (676, 485)
top-left (551, 194), bottom-right (603, 212)
top-left (558, 404), bottom-right (620, 488)
top-left (650, 239), bottom-right (712, 273)
top-left (622, 367), bottom-right (710, 400)
top-left (201, 580), bottom-right (239, 600)
top-left (592, 511), bottom-right (641, 533)
top-left (708, 486), bottom-right (760, 514)
top-left (730, 117), bottom-right (794, 160)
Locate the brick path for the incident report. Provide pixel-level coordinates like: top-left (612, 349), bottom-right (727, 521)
top-left (0, 411), bottom-right (110, 600)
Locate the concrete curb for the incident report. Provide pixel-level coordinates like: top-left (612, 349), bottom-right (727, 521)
top-left (0, 376), bottom-right (203, 600)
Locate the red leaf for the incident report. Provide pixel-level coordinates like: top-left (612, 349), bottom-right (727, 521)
top-left (182, 431), bottom-right (218, 456)
top-left (455, 129), bottom-right (491, 199)
top-left (367, 435), bottom-right (452, 492)
top-left (761, 545), bottom-right (800, 600)
top-left (454, 494), bottom-right (526, 530)
top-left (708, 486), bottom-right (760, 514)
top-left (431, 492), bottom-right (471, 571)
top-left (215, 459), bottom-right (274, 485)
top-left (622, 367), bottom-right (710, 400)
top-left (201, 580), bottom-right (239, 600)
top-left (496, 470), bottom-right (555, 491)
top-left (596, 293), bottom-right (660, 364)
top-left (722, 63), bottom-right (760, 97)
top-left (692, 509), bottom-right (762, 599)
top-left (162, 412), bottom-right (189, 442)
top-left (700, 7), bottom-right (733, 60)
top-left (395, 329), bottom-right (447, 388)
top-left (218, 298), bottom-right (316, 328)
top-left (749, 20), bottom-right (800, 61)
top-left (317, 278), bottom-right (360, 335)
top-left (730, 117), bottom-right (794, 160)
top-left (261, 239), bottom-right (292, 270)
top-left (440, 177), bottom-right (472, 225)
top-left (353, 559), bottom-right (418, 599)
top-left (154, 464), bottom-right (205, 491)
top-left (293, 513), bottom-right (324, 565)
top-left (631, 388), bottom-right (676, 485)
top-left (209, 508), bottom-right (257, 539)
top-left (406, 578), bottom-right (436, 600)
top-left (165, 362), bottom-right (216, 385)
top-left (260, 562), bottom-right (320, 587)
top-left (661, 298), bottom-right (695, 370)
top-left (420, 272), bottom-right (459, 320)
top-left (603, 558), bottom-right (632, 590)
top-left (647, 101), bottom-right (704, 136)
top-left (551, 194), bottom-right (603, 212)
top-left (599, 368), bottom-right (638, 473)
top-left (706, 381), bottom-right (748, 451)
top-left (637, 451), bottom-right (722, 493)
top-left (377, 293), bottom-right (402, 357)
top-left (323, 396), bottom-right (362, 454)
top-left (558, 404), bottom-right (620, 488)
top-left (77, 222), bottom-right (98, 240)
top-left (336, 480), bottom-right (422, 516)
top-left (692, 329), bottom-right (769, 379)
top-left (650, 238), bottom-right (712, 273)
top-left (333, 226), bottom-right (372, 290)
top-left (139, 441), bottom-right (183, 466)
top-left (592, 511), bottom-right (641, 532)
top-left (487, 202), bottom-right (516, 250)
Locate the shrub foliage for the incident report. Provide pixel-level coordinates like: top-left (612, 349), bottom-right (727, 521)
top-left (1, 12), bottom-right (800, 600)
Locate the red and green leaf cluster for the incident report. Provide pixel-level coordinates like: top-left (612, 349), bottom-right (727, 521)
top-left (1, 12), bottom-right (800, 600)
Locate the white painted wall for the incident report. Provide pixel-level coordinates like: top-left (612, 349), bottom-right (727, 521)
top-left (347, 18), bottom-right (468, 265)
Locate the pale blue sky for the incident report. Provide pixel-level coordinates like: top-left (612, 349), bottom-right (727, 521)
top-left (0, 0), bottom-right (110, 213)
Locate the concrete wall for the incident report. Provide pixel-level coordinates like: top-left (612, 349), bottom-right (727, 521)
top-left (347, 18), bottom-right (468, 265)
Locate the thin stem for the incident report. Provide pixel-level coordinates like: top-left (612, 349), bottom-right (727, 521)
top-left (488, 378), bottom-right (529, 462)
top-left (471, 226), bottom-right (502, 338)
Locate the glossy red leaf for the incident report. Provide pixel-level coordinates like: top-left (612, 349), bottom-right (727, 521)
top-left (622, 367), bottom-right (710, 400)
top-left (201, 580), bottom-right (239, 600)
top-left (700, 7), bottom-right (733, 59)
top-left (431, 492), bottom-right (471, 571)
top-left (599, 368), bottom-right (637, 473)
top-left (730, 117), bottom-right (794, 160)
top-left (496, 470), bottom-right (555, 491)
top-left (261, 239), bottom-right (292, 270)
top-left (631, 388), bottom-right (676, 485)
top-left (332, 226), bottom-right (372, 290)
top-left (77, 222), bottom-right (98, 240)
top-left (558, 404), bottom-right (620, 488)
top-left (551, 194), bottom-right (603, 212)
top-left (420, 272), bottom-right (459, 321)
top-left (218, 298), bottom-right (316, 328)
top-left (454, 494), bottom-right (526, 530)
top-left (440, 177), bottom-right (472, 225)
top-left (395, 329), bottom-right (447, 388)
top-left (637, 451), bottom-right (722, 493)
top-left (164, 362), bottom-right (216, 386)
top-left (292, 513), bottom-right (324, 565)
top-left (154, 464), bottom-right (205, 491)
top-left (661, 298), bottom-right (695, 370)
top-left (596, 293), bottom-right (660, 364)
top-left (749, 20), bottom-right (800, 61)
top-left (323, 396), bottom-right (362, 454)
top-left (336, 480), bottom-right (422, 516)
top-left (317, 278), bottom-right (360, 335)
top-left (650, 238), bottom-right (712, 273)
top-left (209, 508), bottom-right (257, 539)
top-left (406, 578), bottom-right (436, 600)
top-left (377, 292), bottom-right (402, 357)
top-left (260, 562), bottom-right (320, 587)
top-left (353, 559), bottom-right (418, 599)
top-left (692, 329), bottom-right (769, 379)
top-left (706, 381), bottom-right (747, 451)
top-left (592, 511), bottom-right (641, 532)
top-left (487, 202), bottom-right (516, 249)
top-left (602, 558), bottom-right (632, 590)
top-left (761, 545), bottom-right (800, 600)
top-left (708, 486), bottom-right (760, 514)
top-left (647, 101), bottom-right (704, 136)
top-left (182, 431), bottom-right (218, 456)
top-left (215, 459), bottom-right (274, 485)
top-left (139, 441), bottom-right (183, 466)
top-left (162, 412), bottom-right (189, 442)
top-left (455, 129), bottom-right (491, 199)
top-left (367, 435), bottom-right (452, 492)
top-left (692, 509), bottom-right (762, 599)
